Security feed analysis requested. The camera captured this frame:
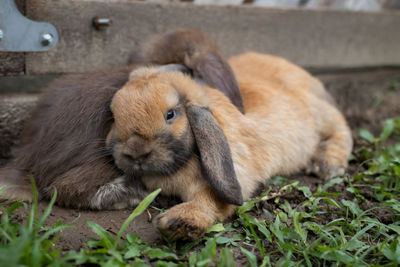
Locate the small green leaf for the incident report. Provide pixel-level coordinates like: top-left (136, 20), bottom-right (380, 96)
top-left (124, 246), bottom-right (141, 259)
top-left (156, 261), bottom-right (180, 267)
top-left (359, 128), bottom-right (375, 142)
top-left (86, 222), bottom-right (114, 249)
top-left (144, 248), bottom-right (178, 260)
top-left (108, 249), bottom-right (123, 263)
top-left (218, 247), bottom-right (235, 267)
top-left (200, 238), bottom-right (217, 260)
top-left (215, 236), bottom-right (230, 244)
top-left (196, 258), bottom-right (212, 267)
top-left (237, 199), bottom-right (258, 215)
top-left (131, 259), bottom-right (148, 267)
top-left (207, 223), bottom-right (225, 233)
top-left (346, 239), bottom-right (365, 250)
top-left (278, 211), bottom-right (288, 222)
top-left (298, 186), bottom-right (312, 198)
top-left (380, 119), bottom-right (395, 141)
top-left (341, 199), bottom-right (363, 217)
top-left (240, 247), bottom-right (257, 267)
top-left (188, 252), bottom-right (197, 267)
top-left (322, 177), bottom-right (344, 191)
top-left (126, 233), bottom-right (142, 244)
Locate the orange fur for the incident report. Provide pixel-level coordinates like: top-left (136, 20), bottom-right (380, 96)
top-left (110, 52), bottom-right (353, 240)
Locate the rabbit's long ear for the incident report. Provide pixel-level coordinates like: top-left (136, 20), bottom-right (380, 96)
top-left (132, 29), bottom-right (244, 113)
top-left (186, 106), bottom-right (243, 206)
top-left (189, 53), bottom-right (244, 113)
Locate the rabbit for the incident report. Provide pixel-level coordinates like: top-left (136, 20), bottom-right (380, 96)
top-left (0, 29), bottom-right (244, 210)
top-left (107, 52), bottom-right (353, 240)
top-left (0, 66), bottom-right (148, 209)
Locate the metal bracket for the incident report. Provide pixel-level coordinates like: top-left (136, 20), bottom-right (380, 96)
top-left (0, 0), bottom-right (58, 52)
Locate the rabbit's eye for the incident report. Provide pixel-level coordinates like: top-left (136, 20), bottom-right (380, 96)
top-left (165, 109), bottom-right (176, 122)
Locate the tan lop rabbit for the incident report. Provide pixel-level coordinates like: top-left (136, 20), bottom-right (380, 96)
top-left (107, 52), bottom-right (353, 240)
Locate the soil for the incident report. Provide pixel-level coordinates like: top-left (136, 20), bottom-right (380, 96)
top-left (3, 70), bottom-right (400, 254)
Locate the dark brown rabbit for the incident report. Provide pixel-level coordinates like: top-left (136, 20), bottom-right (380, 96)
top-left (0, 66), bottom-right (148, 209)
top-left (0, 29), bottom-right (243, 209)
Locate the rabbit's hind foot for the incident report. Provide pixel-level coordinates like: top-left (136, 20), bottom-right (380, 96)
top-left (306, 138), bottom-right (350, 180)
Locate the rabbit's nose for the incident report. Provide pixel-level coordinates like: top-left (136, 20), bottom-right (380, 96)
top-left (123, 135), bottom-right (152, 162)
top-left (122, 150), bottom-right (151, 162)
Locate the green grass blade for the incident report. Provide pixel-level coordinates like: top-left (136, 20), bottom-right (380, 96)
top-left (114, 188), bottom-right (161, 248)
top-left (217, 247), bottom-right (234, 267)
top-left (240, 247), bottom-right (257, 267)
top-left (86, 221), bottom-right (114, 249)
top-left (26, 175), bottom-right (38, 231)
top-left (347, 224), bottom-right (375, 249)
top-left (38, 188), bottom-right (57, 228)
top-left (39, 224), bottom-right (72, 242)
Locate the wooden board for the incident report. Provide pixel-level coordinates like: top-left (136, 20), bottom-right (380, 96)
top-left (3, 1), bottom-right (400, 74)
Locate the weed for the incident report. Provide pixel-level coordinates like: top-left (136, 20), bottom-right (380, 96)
top-left (0, 178), bottom-right (70, 267)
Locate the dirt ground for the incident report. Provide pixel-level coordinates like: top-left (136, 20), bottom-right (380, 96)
top-left (4, 69), bottom-right (400, 251)
top-left (13, 195), bottom-right (178, 250)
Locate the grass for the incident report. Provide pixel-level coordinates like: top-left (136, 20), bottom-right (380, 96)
top-left (0, 118), bottom-right (399, 266)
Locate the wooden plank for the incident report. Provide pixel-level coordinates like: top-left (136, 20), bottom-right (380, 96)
top-left (0, 52), bottom-right (25, 76)
top-left (24, 1), bottom-right (400, 74)
top-left (0, 0), bottom-right (26, 76)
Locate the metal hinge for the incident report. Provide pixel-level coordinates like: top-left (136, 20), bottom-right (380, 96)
top-left (0, 0), bottom-right (58, 52)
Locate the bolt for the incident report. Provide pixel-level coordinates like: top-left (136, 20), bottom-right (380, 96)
top-left (93, 17), bottom-right (112, 30)
top-left (41, 33), bottom-right (53, 46)
top-left (0, 29), bottom-right (3, 41)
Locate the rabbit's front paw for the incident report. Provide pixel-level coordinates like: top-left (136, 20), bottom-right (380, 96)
top-left (306, 158), bottom-right (346, 180)
top-left (154, 203), bottom-right (214, 241)
top-left (90, 176), bottom-right (147, 210)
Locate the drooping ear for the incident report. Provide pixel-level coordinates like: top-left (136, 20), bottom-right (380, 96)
top-left (130, 29), bottom-right (244, 113)
top-left (186, 106), bottom-right (243, 206)
top-left (156, 58), bottom-right (244, 114)
top-left (188, 53), bottom-right (244, 113)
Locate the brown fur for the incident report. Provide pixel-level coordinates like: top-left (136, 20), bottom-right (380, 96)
top-left (109, 52), bottom-right (352, 240)
top-left (0, 66), bottom-right (149, 209)
top-left (132, 28), bottom-right (244, 113)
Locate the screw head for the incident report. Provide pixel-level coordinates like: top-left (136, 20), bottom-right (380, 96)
top-left (41, 33), bottom-right (53, 46)
top-left (93, 17), bottom-right (112, 30)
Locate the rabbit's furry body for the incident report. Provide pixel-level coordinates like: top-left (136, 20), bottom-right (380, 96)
top-left (108, 52), bottom-right (352, 240)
